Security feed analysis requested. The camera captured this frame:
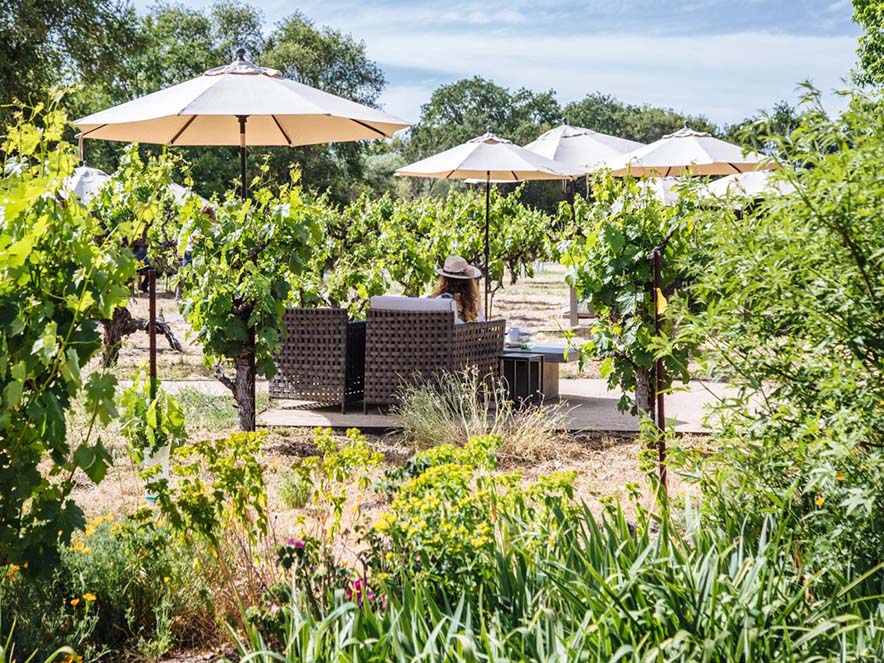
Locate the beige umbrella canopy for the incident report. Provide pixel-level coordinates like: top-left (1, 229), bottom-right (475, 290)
top-left (397, 132), bottom-right (579, 181)
top-left (524, 124), bottom-right (644, 172)
top-left (396, 132), bottom-right (579, 313)
top-left (606, 127), bottom-right (775, 177)
top-left (74, 49), bottom-right (410, 198)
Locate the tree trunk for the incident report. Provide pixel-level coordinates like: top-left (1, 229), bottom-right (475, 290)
top-left (101, 306), bottom-right (183, 367)
top-left (234, 344), bottom-right (257, 432)
top-left (634, 365), bottom-right (655, 420)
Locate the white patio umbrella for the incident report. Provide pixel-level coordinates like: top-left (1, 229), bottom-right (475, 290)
top-left (74, 49), bottom-right (410, 199)
top-left (524, 124), bottom-right (644, 172)
top-left (703, 170), bottom-right (795, 199)
top-left (396, 132), bottom-right (579, 314)
top-left (607, 127), bottom-right (775, 177)
top-left (63, 166), bottom-right (110, 205)
top-left (62, 165), bottom-right (207, 206)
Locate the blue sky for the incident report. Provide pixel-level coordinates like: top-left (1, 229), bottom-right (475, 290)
top-left (134, 0), bottom-right (860, 127)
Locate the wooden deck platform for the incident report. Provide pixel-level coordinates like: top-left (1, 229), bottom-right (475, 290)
top-left (257, 378), bottom-right (731, 433)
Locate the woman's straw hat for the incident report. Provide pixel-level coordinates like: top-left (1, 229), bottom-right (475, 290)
top-left (435, 255), bottom-right (482, 279)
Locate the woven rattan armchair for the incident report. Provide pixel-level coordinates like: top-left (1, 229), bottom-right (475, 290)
top-left (270, 308), bottom-right (365, 413)
top-left (363, 308), bottom-right (505, 411)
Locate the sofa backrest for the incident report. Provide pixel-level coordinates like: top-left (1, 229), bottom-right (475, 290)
top-left (369, 295), bottom-right (456, 314)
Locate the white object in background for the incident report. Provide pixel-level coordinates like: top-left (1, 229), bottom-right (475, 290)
top-left (143, 444), bottom-right (171, 503)
top-left (368, 295), bottom-right (456, 313)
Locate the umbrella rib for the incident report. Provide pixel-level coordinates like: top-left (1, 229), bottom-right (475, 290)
top-left (511, 171), bottom-right (518, 181)
top-left (80, 124), bottom-right (107, 138)
top-left (271, 115), bottom-right (293, 146)
top-left (169, 116), bottom-right (198, 145)
top-left (444, 170), bottom-right (456, 179)
top-left (348, 118), bottom-right (387, 138)
top-left (727, 162), bottom-right (741, 174)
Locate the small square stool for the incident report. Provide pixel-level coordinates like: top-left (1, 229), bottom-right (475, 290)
top-left (499, 352), bottom-right (544, 406)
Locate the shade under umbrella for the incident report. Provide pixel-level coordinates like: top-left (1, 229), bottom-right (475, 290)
top-left (396, 132), bottom-right (579, 314)
top-left (74, 49), bottom-right (410, 198)
top-left (524, 124), bottom-right (644, 172)
top-left (606, 127), bottom-right (775, 177)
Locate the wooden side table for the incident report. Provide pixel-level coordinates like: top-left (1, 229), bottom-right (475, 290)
top-left (499, 352), bottom-right (544, 406)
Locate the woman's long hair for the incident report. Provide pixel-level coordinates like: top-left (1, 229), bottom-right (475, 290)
top-left (430, 276), bottom-right (481, 322)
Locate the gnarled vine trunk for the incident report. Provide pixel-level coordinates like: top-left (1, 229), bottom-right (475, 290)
top-left (100, 306), bottom-right (183, 367)
top-left (634, 365), bottom-right (655, 420)
top-left (234, 344), bottom-right (257, 432)
top-left (214, 329), bottom-right (258, 432)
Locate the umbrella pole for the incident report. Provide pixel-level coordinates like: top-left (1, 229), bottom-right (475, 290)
top-left (484, 172), bottom-right (491, 317)
top-left (238, 115), bottom-right (248, 200)
top-left (652, 248), bottom-right (667, 491)
top-left (149, 268), bottom-right (157, 400)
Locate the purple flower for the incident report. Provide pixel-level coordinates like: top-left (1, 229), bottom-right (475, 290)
top-left (294, 540), bottom-right (305, 550)
top-left (287, 537), bottom-right (296, 546)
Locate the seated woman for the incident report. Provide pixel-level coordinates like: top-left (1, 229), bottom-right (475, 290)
top-left (429, 256), bottom-right (484, 323)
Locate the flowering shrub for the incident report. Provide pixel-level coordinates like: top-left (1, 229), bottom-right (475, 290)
top-left (366, 435), bottom-right (576, 597)
top-left (293, 428), bottom-right (383, 542)
top-left (0, 514), bottom-right (209, 661)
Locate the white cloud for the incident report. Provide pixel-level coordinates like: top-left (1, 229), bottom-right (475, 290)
top-left (368, 30), bottom-right (857, 124)
top-left (379, 83), bottom-right (437, 122)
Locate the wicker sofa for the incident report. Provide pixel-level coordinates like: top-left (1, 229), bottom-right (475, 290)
top-left (363, 296), bottom-right (506, 411)
top-left (270, 308), bottom-right (365, 413)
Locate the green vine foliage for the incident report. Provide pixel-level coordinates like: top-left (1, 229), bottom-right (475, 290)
top-left (565, 174), bottom-right (700, 415)
top-left (120, 375), bottom-right (267, 549)
top-left (178, 169), bottom-right (318, 430)
top-left (674, 90), bottom-right (884, 584)
top-left (89, 144), bottom-right (184, 274)
top-left (119, 371), bottom-right (187, 465)
top-left (0, 106), bottom-right (135, 568)
top-left (296, 187), bottom-right (557, 316)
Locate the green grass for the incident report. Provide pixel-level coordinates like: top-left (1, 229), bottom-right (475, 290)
top-left (175, 387), bottom-right (270, 431)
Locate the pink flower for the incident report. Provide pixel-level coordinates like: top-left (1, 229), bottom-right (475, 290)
top-left (346, 577), bottom-right (386, 609)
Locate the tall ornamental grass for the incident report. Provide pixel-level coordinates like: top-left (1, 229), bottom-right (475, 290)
top-left (235, 493), bottom-right (884, 662)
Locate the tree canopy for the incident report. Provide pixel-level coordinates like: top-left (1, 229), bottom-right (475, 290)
top-left (853, 0), bottom-right (884, 87)
top-left (563, 92), bottom-right (717, 143)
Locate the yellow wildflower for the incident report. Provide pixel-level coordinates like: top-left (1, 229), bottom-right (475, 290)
top-left (70, 598), bottom-right (80, 606)
top-left (836, 471), bottom-right (844, 481)
top-left (374, 513), bottom-right (394, 533)
top-left (83, 592), bottom-right (96, 602)
top-left (62, 654), bottom-right (83, 663)
top-left (815, 496), bottom-right (825, 507)
top-left (163, 576), bottom-right (170, 584)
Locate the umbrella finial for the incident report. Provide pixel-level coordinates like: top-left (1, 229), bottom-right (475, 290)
top-left (236, 48), bottom-right (247, 61)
